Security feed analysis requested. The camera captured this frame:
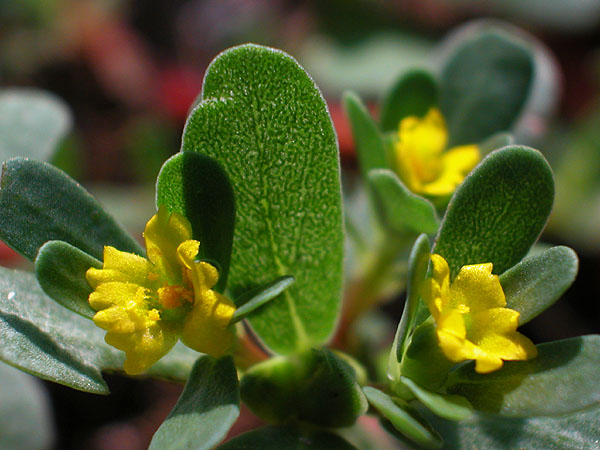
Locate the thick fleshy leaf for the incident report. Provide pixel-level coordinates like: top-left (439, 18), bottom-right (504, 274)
top-left (35, 240), bottom-right (100, 319)
top-left (343, 91), bottom-right (390, 180)
top-left (363, 386), bottom-right (442, 450)
top-left (149, 355), bottom-right (239, 450)
top-left (241, 349), bottom-right (367, 428)
top-left (440, 29), bottom-right (534, 146)
top-left (446, 335), bottom-right (600, 417)
top-left (368, 169), bottom-right (439, 235)
top-left (389, 234), bottom-right (431, 382)
top-left (434, 146), bottom-right (554, 279)
top-left (182, 44), bottom-right (343, 354)
top-left (400, 376), bottom-right (473, 421)
top-left (156, 152), bottom-right (235, 292)
top-left (501, 246), bottom-right (578, 325)
top-left (0, 89), bottom-right (71, 161)
top-left (0, 362), bottom-right (54, 450)
top-left (0, 158), bottom-right (142, 261)
top-left (380, 70), bottom-right (438, 133)
top-left (230, 275), bottom-right (295, 324)
top-left (0, 267), bottom-right (195, 394)
top-left (428, 404), bottom-right (600, 450)
top-left (219, 425), bottom-right (357, 450)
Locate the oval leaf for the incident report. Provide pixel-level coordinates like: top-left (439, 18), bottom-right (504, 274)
top-left (427, 404), bottom-right (600, 450)
top-left (219, 425), bottom-right (357, 450)
top-left (35, 240), bottom-right (100, 319)
top-left (380, 69), bottom-right (438, 133)
top-left (182, 44), bottom-right (343, 354)
top-left (501, 246), bottom-right (578, 325)
top-left (433, 146), bottom-right (554, 279)
top-left (368, 169), bottom-right (439, 235)
top-left (149, 355), bottom-right (240, 450)
top-left (0, 267), bottom-right (196, 393)
top-left (156, 152), bottom-right (235, 292)
top-left (440, 28), bottom-right (534, 146)
top-left (0, 89), bottom-right (71, 161)
top-left (446, 335), bottom-right (600, 417)
top-left (0, 158), bottom-right (142, 261)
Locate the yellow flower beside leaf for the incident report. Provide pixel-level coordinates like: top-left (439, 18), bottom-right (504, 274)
top-left (423, 254), bottom-right (537, 373)
top-left (394, 108), bottom-right (479, 196)
top-left (86, 207), bottom-right (236, 375)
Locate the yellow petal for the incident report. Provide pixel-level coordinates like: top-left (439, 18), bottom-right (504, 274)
top-left (181, 290), bottom-right (235, 357)
top-left (88, 282), bottom-right (145, 311)
top-left (86, 246), bottom-right (153, 289)
top-left (105, 323), bottom-right (179, 375)
top-left (144, 206), bottom-right (193, 284)
top-left (421, 145), bottom-right (479, 196)
top-left (450, 263), bottom-right (505, 311)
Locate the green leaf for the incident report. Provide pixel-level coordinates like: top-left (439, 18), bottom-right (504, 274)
top-left (400, 376), bottom-right (473, 421)
top-left (363, 386), bottom-right (442, 450)
top-left (440, 29), bottom-right (534, 146)
top-left (427, 404), bottom-right (600, 450)
top-left (241, 349), bottom-right (367, 428)
top-left (0, 362), bottom-right (54, 450)
top-left (230, 276), bottom-right (295, 324)
top-left (368, 169), bottom-right (439, 235)
top-left (343, 91), bottom-right (390, 180)
top-left (0, 89), bottom-right (71, 161)
top-left (295, 349), bottom-right (368, 428)
top-left (0, 158), bottom-right (142, 261)
top-left (446, 335), bottom-right (600, 417)
top-left (380, 69), bottom-right (438, 133)
top-left (0, 267), bottom-right (195, 394)
top-left (182, 44), bottom-right (343, 354)
top-left (149, 355), bottom-right (240, 450)
top-left (389, 234), bottom-right (431, 382)
top-left (434, 146), bottom-right (554, 279)
top-left (219, 425), bottom-right (357, 450)
top-left (501, 246), bottom-right (578, 325)
top-left (156, 152), bottom-right (235, 292)
top-left (35, 240), bottom-right (100, 319)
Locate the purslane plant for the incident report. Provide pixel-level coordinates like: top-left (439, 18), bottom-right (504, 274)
top-left (0, 40), bottom-right (598, 450)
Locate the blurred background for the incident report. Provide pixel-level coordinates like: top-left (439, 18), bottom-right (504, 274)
top-left (2, 1), bottom-right (600, 449)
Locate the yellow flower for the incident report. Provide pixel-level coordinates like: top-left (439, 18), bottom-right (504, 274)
top-left (394, 108), bottom-right (479, 196)
top-left (423, 254), bottom-right (537, 374)
top-left (86, 207), bottom-right (236, 375)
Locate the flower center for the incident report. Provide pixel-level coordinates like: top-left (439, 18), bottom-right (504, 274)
top-left (157, 284), bottom-right (194, 309)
